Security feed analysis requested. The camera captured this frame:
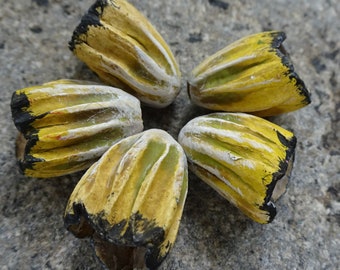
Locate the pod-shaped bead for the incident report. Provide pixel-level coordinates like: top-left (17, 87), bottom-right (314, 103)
top-left (64, 129), bottom-right (188, 269)
top-left (11, 79), bottom-right (143, 178)
top-left (70, 0), bottom-right (181, 108)
top-left (188, 31), bottom-right (311, 116)
top-left (178, 112), bottom-right (296, 224)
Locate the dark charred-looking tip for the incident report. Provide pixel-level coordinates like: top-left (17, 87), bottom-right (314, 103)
top-left (18, 154), bottom-right (44, 172)
top-left (64, 203), bottom-right (95, 238)
top-left (289, 72), bottom-right (312, 105)
top-left (11, 92), bottom-right (47, 134)
top-left (15, 133), bottom-right (41, 171)
top-left (132, 212), bottom-right (165, 246)
top-left (260, 201), bottom-right (277, 223)
top-left (270, 31), bottom-right (286, 49)
top-left (270, 31), bottom-right (312, 104)
top-left (64, 202), bottom-right (168, 269)
top-left (261, 131), bottom-right (297, 223)
top-left (23, 133), bottom-right (40, 156)
top-left (270, 32), bottom-right (295, 73)
top-left (277, 131), bottom-right (297, 153)
top-left (69, 0), bottom-right (108, 51)
top-left (11, 92), bottom-right (30, 130)
top-left (275, 132), bottom-right (296, 184)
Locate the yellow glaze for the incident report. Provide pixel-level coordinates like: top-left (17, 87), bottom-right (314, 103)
top-left (65, 129), bottom-right (188, 268)
top-left (11, 79), bottom-right (143, 178)
top-left (70, 0), bottom-right (181, 108)
top-left (178, 112), bottom-right (296, 223)
top-left (189, 31), bottom-right (311, 116)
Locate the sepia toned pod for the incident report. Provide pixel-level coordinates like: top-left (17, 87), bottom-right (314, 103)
top-left (178, 112), bottom-right (296, 224)
top-left (11, 79), bottom-right (143, 178)
top-left (188, 31), bottom-right (311, 116)
top-left (69, 0), bottom-right (181, 108)
top-left (64, 129), bottom-right (188, 269)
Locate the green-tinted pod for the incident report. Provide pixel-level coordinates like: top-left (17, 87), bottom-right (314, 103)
top-left (178, 112), bottom-right (296, 224)
top-left (11, 79), bottom-right (143, 178)
top-left (70, 0), bottom-right (181, 108)
top-left (64, 129), bottom-right (188, 269)
top-left (188, 31), bottom-right (311, 116)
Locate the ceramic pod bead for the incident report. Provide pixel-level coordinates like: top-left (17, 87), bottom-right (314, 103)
top-left (188, 31), bottom-right (311, 116)
top-left (64, 129), bottom-right (188, 269)
top-left (11, 79), bottom-right (143, 178)
top-left (69, 0), bottom-right (181, 108)
top-left (178, 112), bottom-right (296, 224)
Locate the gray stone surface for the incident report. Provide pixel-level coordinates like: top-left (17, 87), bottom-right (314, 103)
top-left (0, 0), bottom-right (339, 269)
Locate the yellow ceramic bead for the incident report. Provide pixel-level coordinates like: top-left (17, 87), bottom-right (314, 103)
top-left (188, 31), bottom-right (311, 116)
top-left (11, 79), bottom-right (143, 178)
top-left (178, 112), bottom-right (296, 224)
top-left (64, 129), bottom-right (188, 269)
top-left (70, 0), bottom-right (181, 108)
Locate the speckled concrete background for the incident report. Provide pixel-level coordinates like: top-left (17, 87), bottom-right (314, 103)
top-left (0, 0), bottom-right (339, 269)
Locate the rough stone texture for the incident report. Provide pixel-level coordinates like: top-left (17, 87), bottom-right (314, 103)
top-left (0, 0), bottom-right (339, 269)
